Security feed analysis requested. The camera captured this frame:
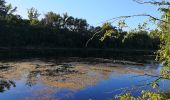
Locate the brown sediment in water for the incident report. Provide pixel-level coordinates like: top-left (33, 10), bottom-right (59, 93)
top-left (0, 58), bottom-right (158, 90)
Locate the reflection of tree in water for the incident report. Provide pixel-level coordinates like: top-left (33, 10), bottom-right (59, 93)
top-left (0, 79), bottom-right (16, 93)
top-left (0, 64), bottom-right (16, 92)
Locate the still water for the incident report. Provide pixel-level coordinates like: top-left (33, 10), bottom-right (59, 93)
top-left (0, 57), bottom-right (169, 100)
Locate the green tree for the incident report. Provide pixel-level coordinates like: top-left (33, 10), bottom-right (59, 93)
top-left (0, 0), bottom-right (7, 17)
top-left (27, 7), bottom-right (40, 20)
top-left (61, 12), bottom-right (69, 29)
top-left (0, 0), bottom-right (17, 18)
top-left (27, 7), bottom-right (40, 25)
top-left (73, 18), bottom-right (88, 32)
top-left (42, 11), bottom-right (61, 28)
top-left (123, 31), bottom-right (153, 49)
top-left (65, 16), bottom-right (75, 31)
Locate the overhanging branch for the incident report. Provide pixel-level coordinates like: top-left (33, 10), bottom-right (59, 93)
top-left (133, 0), bottom-right (170, 6)
top-left (98, 14), bottom-right (167, 25)
top-left (86, 14), bottom-right (167, 47)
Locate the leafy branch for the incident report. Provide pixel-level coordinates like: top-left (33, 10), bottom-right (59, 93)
top-left (86, 13), bottom-right (165, 47)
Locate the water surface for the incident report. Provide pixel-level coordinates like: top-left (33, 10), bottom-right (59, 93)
top-left (0, 57), bottom-right (169, 100)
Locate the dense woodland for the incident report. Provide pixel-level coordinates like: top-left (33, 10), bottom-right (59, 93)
top-left (0, 0), bottom-right (160, 49)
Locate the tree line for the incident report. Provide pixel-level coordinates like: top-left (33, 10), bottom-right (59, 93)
top-left (0, 0), bottom-right (160, 49)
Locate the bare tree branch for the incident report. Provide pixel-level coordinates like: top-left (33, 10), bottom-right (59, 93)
top-left (133, 0), bottom-right (170, 6)
top-left (136, 73), bottom-right (170, 80)
top-left (85, 29), bottom-right (103, 47)
top-left (98, 14), bottom-right (167, 25)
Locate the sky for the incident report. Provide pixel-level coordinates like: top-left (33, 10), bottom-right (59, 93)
top-left (7, 0), bottom-right (161, 28)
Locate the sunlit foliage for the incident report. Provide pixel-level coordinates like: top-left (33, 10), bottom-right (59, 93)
top-left (119, 0), bottom-right (170, 99)
top-left (120, 91), bottom-right (163, 100)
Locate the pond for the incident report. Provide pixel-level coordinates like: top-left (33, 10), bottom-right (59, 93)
top-left (0, 57), bottom-right (169, 100)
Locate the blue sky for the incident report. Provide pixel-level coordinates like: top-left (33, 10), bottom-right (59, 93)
top-left (7, 0), bottom-right (160, 28)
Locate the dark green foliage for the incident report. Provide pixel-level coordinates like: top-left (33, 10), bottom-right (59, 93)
top-left (0, 0), bottom-right (160, 50)
top-left (123, 31), bottom-right (159, 49)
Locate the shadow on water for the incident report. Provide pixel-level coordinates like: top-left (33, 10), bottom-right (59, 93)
top-left (0, 64), bottom-right (16, 93)
top-left (0, 48), bottom-right (155, 62)
top-left (0, 80), bottom-right (15, 93)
